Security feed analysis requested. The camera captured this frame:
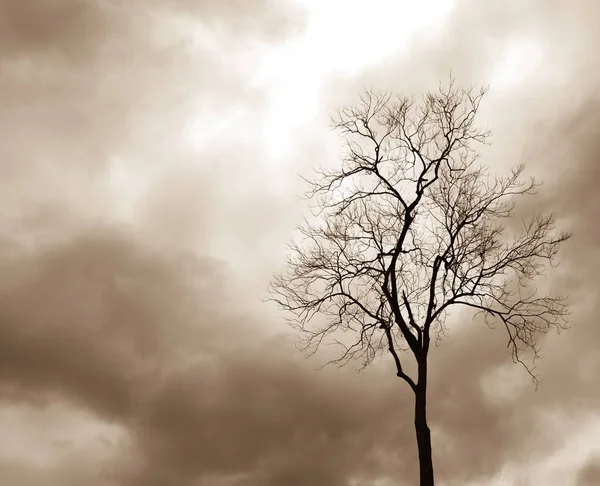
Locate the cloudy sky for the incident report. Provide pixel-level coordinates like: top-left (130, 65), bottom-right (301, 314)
top-left (0, 0), bottom-right (599, 485)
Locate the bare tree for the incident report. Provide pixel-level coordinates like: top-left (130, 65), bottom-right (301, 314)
top-left (268, 81), bottom-right (570, 486)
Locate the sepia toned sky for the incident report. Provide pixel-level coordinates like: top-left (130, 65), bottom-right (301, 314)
top-left (0, 1), bottom-right (599, 485)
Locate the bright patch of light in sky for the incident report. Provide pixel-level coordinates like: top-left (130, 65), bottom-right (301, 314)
top-left (295, 0), bottom-right (455, 75)
top-left (254, 0), bottom-right (455, 158)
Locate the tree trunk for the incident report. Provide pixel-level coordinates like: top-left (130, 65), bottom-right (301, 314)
top-left (415, 368), bottom-right (434, 486)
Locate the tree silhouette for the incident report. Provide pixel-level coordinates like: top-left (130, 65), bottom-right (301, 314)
top-left (269, 81), bottom-right (570, 486)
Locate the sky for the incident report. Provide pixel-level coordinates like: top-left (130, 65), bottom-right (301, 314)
top-left (0, 0), bottom-right (599, 485)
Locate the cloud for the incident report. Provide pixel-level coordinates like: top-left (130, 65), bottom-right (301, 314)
top-left (577, 457), bottom-right (600, 486)
top-left (0, 0), bottom-right (599, 485)
top-left (0, 224), bottom-right (419, 485)
top-left (0, 1), bottom-right (113, 60)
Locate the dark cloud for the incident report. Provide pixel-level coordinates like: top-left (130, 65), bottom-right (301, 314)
top-left (0, 1), bottom-right (113, 60)
top-left (577, 458), bottom-right (600, 486)
top-left (0, 0), bottom-right (299, 60)
top-left (0, 225), bottom-right (417, 485)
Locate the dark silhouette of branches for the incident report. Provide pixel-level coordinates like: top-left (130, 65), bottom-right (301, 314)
top-left (268, 80), bottom-right (571, 486)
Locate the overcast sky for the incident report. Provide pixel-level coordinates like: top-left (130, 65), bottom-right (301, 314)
top-left (0, 1), bottom-right (599, 485)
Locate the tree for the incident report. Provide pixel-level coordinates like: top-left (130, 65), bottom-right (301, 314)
top-left (268, 81), bottom-right (570, 486)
